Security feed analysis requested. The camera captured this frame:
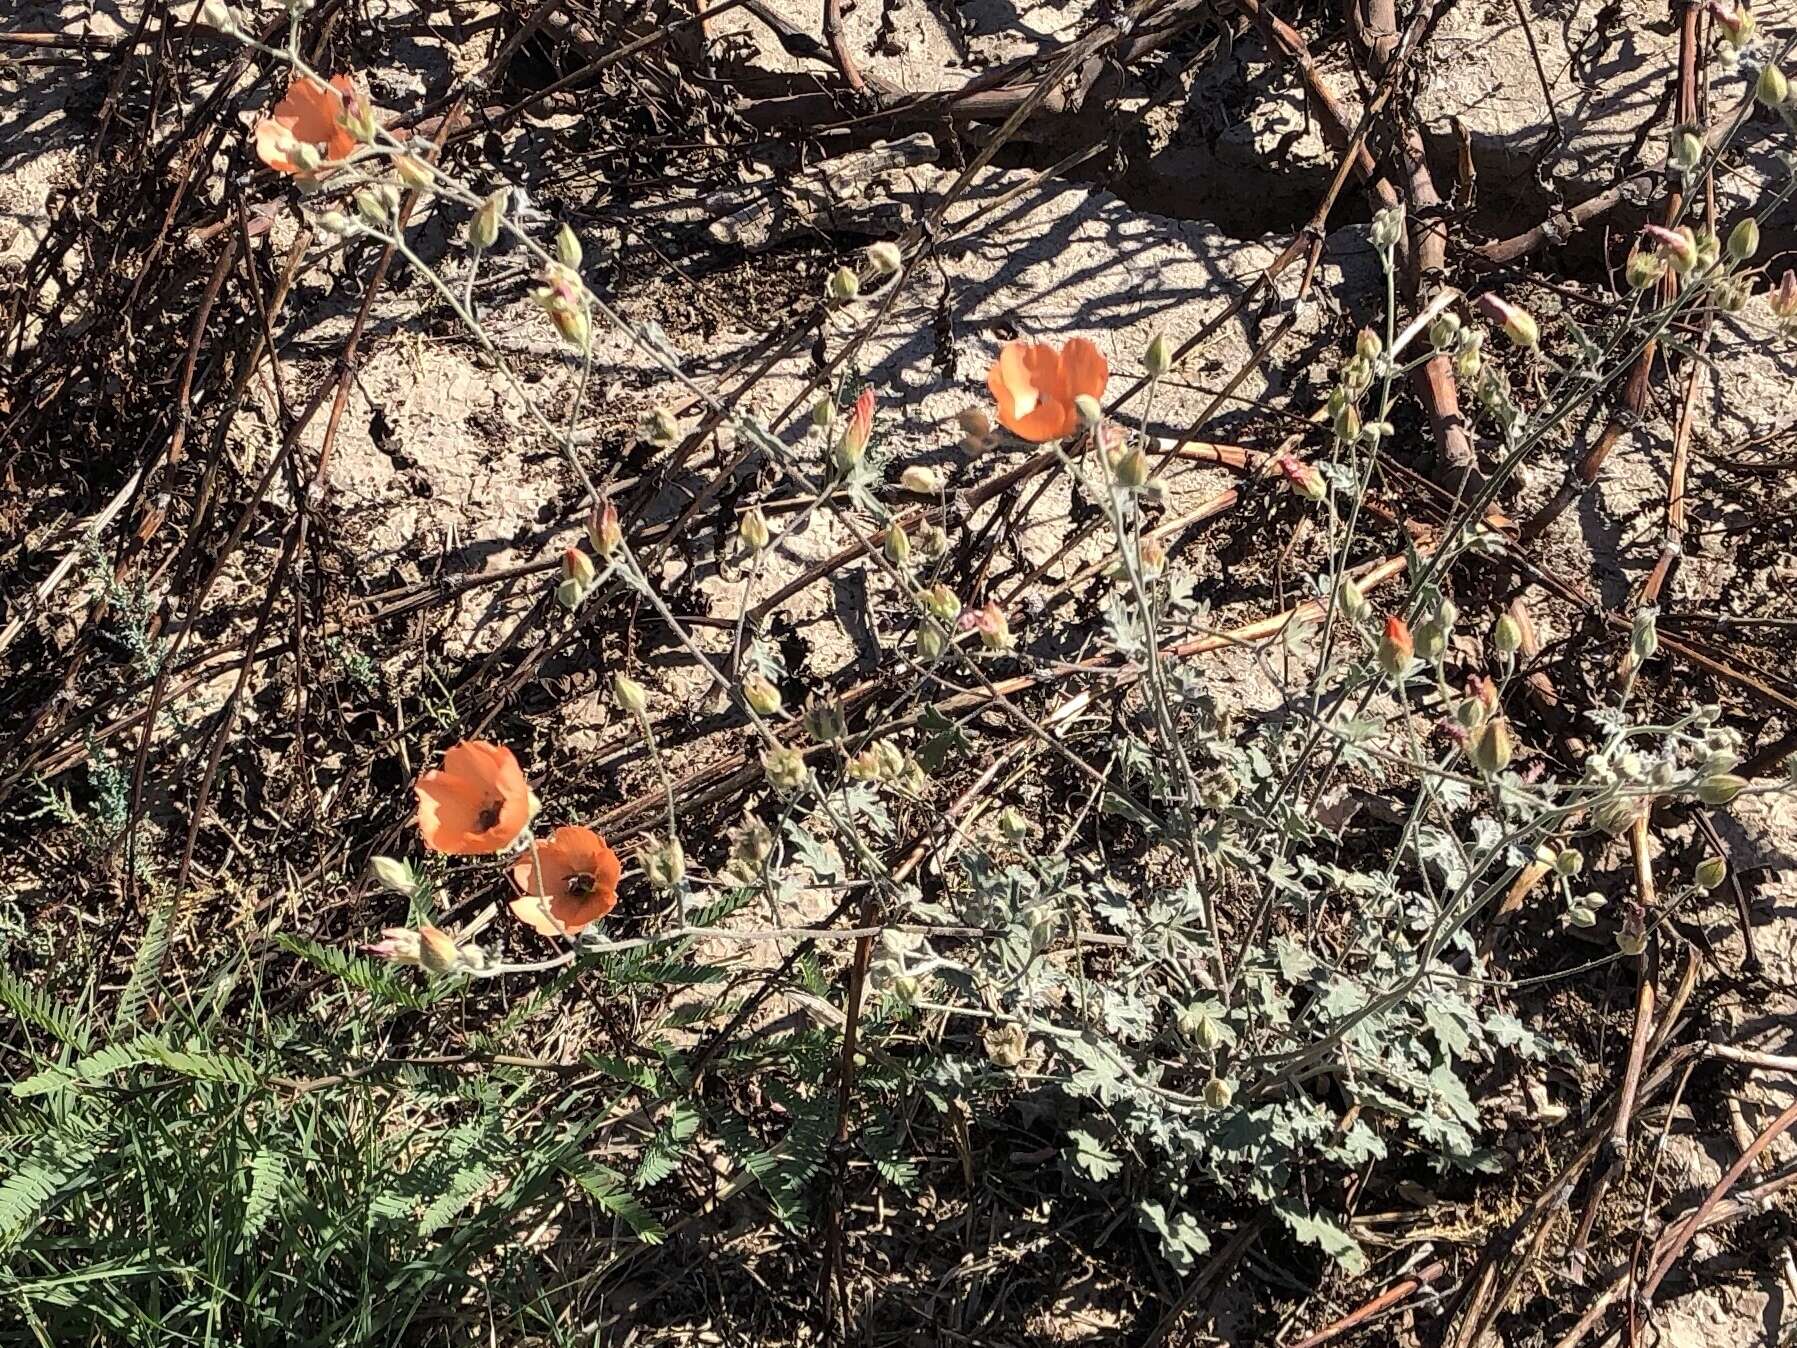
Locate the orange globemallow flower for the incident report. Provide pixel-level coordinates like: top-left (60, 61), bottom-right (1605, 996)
top-left (986, 337), bottom-right (1108, 443)
top-left (415, 740), bottom-right (531, 855)
top-left (255, 74), bottom-right (359, 174)
top-left (510, 826), bottom-right (622, 937)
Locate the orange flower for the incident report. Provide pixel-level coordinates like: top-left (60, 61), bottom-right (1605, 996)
top-left (986, 337), bottom-right (1108, 443)
top-left (254, 74), bottom-right (359, 175)
top-left (415, 740), bottom-right (530, 854)
top-left (509, 826), bottom-right (622, 937)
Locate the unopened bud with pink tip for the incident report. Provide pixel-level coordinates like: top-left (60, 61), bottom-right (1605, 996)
top-left (1642, 224), bottom-right (1698, 274)
top-left (960, 600), bottom-right (1014, 651)
top-left (588, 499), bottom-right (622, 558)
top-left (1771, 270), bottom-right (1797, 321)
top-left (1274, 453), bottom-right (1326, 501)
top-left (1476, 293), bottom-right (1539, 349)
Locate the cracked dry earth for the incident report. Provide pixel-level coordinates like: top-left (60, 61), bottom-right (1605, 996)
top-left (5, 0), bottom-right (1797, 1342)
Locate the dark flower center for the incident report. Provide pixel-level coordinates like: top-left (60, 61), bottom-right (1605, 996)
top-left (476, 800), bottom-right (503, 833)
top-left (566, 871), bottom-right (595, 897)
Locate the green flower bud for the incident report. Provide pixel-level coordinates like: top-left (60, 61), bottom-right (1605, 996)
top-left (613, 673), bottom-right (649, 716)
top-left (1727, 217), bottom-right (1760, 262)
top-left (1694, 854), bottom-right (1728, 891)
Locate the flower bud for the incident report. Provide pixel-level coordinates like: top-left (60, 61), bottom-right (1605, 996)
top-left (865, 240), bottom-right (902, 276)
top-left (1203, 1076), bottom-right (1235, 1110)
top-left (921, 583), bottom-right (961, 623)
top-left (1695, 854), bottom-right (1728, 891)
top-left (1355, 328), bottom-right (1383, 363)
top-left (916, 522), bottom-right (949, 559)
top-left (395, 154), bottom-right (433, 191)
top-left (1470, 717), bottom-right (1514, 774)
top-left (898, 464), bottom-right (940, 493)
top-left (965, 600), bottom-right (1012, 651)
top-left (738, 505), bottom-right (772, 553)
top-left (1074, 394), bottom-right (1103, 428)
top-left (1111, 444), bottom-right (1150, 490)
top-left (1477, 293), bottom-right (1538, 349)
top-left (1429, 311), bottom-right (1461, 351)
top-left (1593, 796), bottom-right (1641, 836)
top-left (916, 620), bottom-right (946, 660)
top-left (1336, 576), bottom-right (1370, 623)
top-left (342, 89), bottom-right (378, 145)
top-left (883, 520), bottom-right (911, 566)
top-left (1669, 127), bottom-right (1704, 173)
top-left (984, 1023), bottom-right (1029, 1067)
top-left (1378, 615), bottom-right (1413, 679)
top-left (1333, 400), bottom-right (1361, 443)
top-left (1758, 61), bottom-right (1788, 108)
top-left (1727, 216), bottom-right (1760, 262)
top-left (588, 499), bottom-right (622, 558)
top-left (317, 209), bottom-right (357, 236)
top-left (554, 578), bottom-right (584, 610)
top-left (1625, 250), bottom-right (1666, 290)
top-left (417, 925), bottom-right (463, 977)
top-left (469, 188), bottom-right (506, 250)
top-left (643, 407), bottom-right (680, 447)
top-left (1697, 773), bottom-right (1746, 805)
top-left (1274, 453), bottom-right (1326, 501)
top-left (1554, 847), bottom-right (1583, 877)
top-left (1493, 614), bottom-right (1523, 656)
top-left (291, 140), bottom-right (323, 174)
top-left (613, 673), bottom-right (649, 716)
top-left (1454, 330), bottom-right (1485, 381)
top-left (1138, 536), bottom-right (1167, 578)
top-left (743, 674), bottom-right (782, 716)
top-left (890, 973), bottom-right (921, 1005)
top-left (803, 697), bottom-right (845, 744)
top-left (1370, 205), bottom-right (1404, 249)
top-left (956, 407), bottom-right (992, 452)
top-left (1615, 918), bottom-right (1647, 958)
top-left (562, 547), bottom-right (596, 589)
top-left (827, 266), bottom-right (860, 301)
top-left (1178, 1005), bottom-right (1223, 1051)
top-left (1772, 269), bottom-right (1797, 320)
top-left (1642, 224), bottom-right (1697, 274)
top-left (644, 836), bottom-right (686, 891)
top-left (763, 746), bottom-right (809, 793)
top-left (812, 397), bottom-right (835, 430)
top-left (556, 222), bottom-right (582, 269)
top-left (1414, 617), bottom-right (1448, 663)
top-left (1144, 331), bottom-right (1172, 377)
top-left (996, 806), bottom-right (1031, 841)
top-left (369, 855), bottom-right (417, 895)
top-left (1713, 0), bottom-right (1755, 46)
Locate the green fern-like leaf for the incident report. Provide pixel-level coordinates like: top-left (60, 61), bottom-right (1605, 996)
top-left (275, 933), bottom-right (435, 1009)
top-left (631, 1101), bottom-right (699, 1190)
top-left (0, 968), bottom-right (91, 1052)
top-left (113, 884), bottom-right (182, 1032)
top-left (567, 1159), bottom-right (665, 1242)
top-left (242, 1148), bottom-right (288, 1238)
top-left (0, 1134), bottom-right (96, 1252)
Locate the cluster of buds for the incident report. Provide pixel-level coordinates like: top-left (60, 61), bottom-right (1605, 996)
top-left (556, 546), bottom-right (597, 609)
top-left (870, 927), bottom-right (932, 1007)
top-left (1110, 439), bottom-right (1152, 491)
top-left (532, 262), bottom-right (591, 352)
top-left (1565, 890), bottom-right (1606, 930)
top-left (354, 183), bottom-right (400, 226)
top-left (845, 737), bottom-right (925, 793)
top-left (365, 924), bottom-right (489, 977)
top-left (762, 745), bottom-right (809, 794)
top-left (959, 599), bottom-right (1014, 652)
top-left (1176, 999), bottom-right (1229, 1051)
top-left (920, 583), bottom-right (961, 625)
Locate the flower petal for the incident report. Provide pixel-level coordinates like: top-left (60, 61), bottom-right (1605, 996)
top-left (1060, 337), bottom-right (1109, 403)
